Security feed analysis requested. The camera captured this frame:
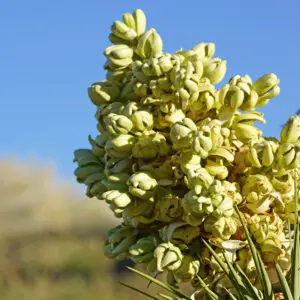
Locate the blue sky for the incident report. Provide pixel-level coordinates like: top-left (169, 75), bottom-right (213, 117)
top-left (1, 0), bottom-right (299, 180)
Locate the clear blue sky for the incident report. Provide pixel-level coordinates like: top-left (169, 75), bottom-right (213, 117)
top-left (1, 0), bottom-right (299, 180)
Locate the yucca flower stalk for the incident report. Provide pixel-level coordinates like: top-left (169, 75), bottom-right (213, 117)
top-left (73, 7), bottom-right (300, 299)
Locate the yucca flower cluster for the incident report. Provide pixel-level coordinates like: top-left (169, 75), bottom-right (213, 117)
top-left (73, 8), bottom-right (300, 294)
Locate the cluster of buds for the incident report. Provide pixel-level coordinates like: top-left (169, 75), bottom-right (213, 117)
top-left (73, 8), bottom-right (300, 294)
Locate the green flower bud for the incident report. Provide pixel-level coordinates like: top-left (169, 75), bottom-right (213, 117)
top-left (131, 110), bottom-right (154, 132)
top-left (139, 160), bottom-right (174, 186)
top-left (135, 28), bottom-right (163, 59)
top-left (192, 126), bottom-right (213, 158)
top-left (105, 113), bottom-right (133, 135)
top-left (86, 180), bottom-right (107, 199)
top-left (74, 164), bottom-right (104, 183)
top-left (231, 112), bottom-right (265, 143)
top-left (170, 118), bottom-right (197, 150)
top-left (252, 73), bottom-right (280, 108)
top-left (119, 79), bottom-right (139, 101)
top-left (172, 225), bottom-right (201, 245)
top-left (203, 58), bottom-right (227, 84)
top-left (208, 148), bottom-right (234, 163)
top-left (122, 13), bottom-right (136, 30)
top-left (105, 134), bottom-right (136, 158)
top-left (111, 20), bottom-right (137, 42)
top-left (252, 73), bottom-right (280, 96)
top-left (260, 236), bottom-right (283, 262)
top-left (88, 81), bottom-right (120, 106)
top-left (247, 139), bottom-right (278, 168)
top-left (102, 190), bottom-right (132, 216)
top-left (88, 134), bottom-right (109, 158)
top-left (182, 189), bottom-right (214, 226)
top-left (249, 213), bottom-right (284, 248)
top-left (132, 133), bottom-right (169, 160)
top-left (142, 54), bottom-right (173, 76)
top-left (104, 225), bottom-right (136, 261)
top-left (272, 172), bottom-right (294, 194)
top-left (74, 149), bottom-right (102, 168)
top-left (185, 167), bottom-right (214, 190)
top-left (242, 175), bottom-right (274, 213)
top-left (104, 44), bottom-right (134, 70)
top-left (204, 216), bottom-right (237, 240)
top-left (277, 143), bottom-right (300, 170)
top-left (101, 172), bottom-right (130, 191)
top-left (205, 159), bottom-right (228, 180)
top-left (180, 151), bottom-right (201, 174)
top-left (127, 172), bottom-right (158, 201)
top-left (192, 43), bottom-right (215, 61)
top-left (105, 157), bottom-right (133, 176)
top-left (96, 102), bottom-right (124, 132)
top-left (280, 114), bottom-right (300, 144)
top-left (129, 236), bottom-right (157, 263)
top-left (133, 9), bottom-right (147, 36)
top-left (173, 256), bottom-right (200, 283)
top-left (154, 242), bottom-right (183, 272)
top-left (155, 192), bottom-right (183, 222)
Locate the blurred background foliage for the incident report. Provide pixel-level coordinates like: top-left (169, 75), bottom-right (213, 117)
top-left (0, 158), bottom-right (181, 300)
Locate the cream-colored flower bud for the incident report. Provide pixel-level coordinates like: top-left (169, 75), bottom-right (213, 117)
top-left (88, 81), bottom-right (120, 106)
top-left (192, 43), bottom-right (215, 61)
top-left (203, 58), bottom-right (227, 84)
top-left (131, 110), bottom-right (154, 132)
top-left (127, 172), bottom-right (158, 201)
top-left (111, 20), bottom-right (137, 41)
top-left (170, 118), bottom-right (197, 150)
top-left (280, 114), bottom-right (300, 144)
top-left (135, 28), bottom-right (163, 59)
top-left (105, 134), bottom-right (136, 158)
top-left (154, 242), bottom-right (183, 272)
top-left (173, 255), bottom-right (200, 283)
top-left (105, 113), bottom-right (133, 135)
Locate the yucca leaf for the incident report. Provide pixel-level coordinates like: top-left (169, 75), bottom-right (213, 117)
top-left (274, 261), bottom-right (293, 300)
top-left (119, 281), bottom-right (161, 300)
top-left (126, 267), bottom-right (190, 300)
top-left (222, 253), bottom-right (249, 300)
top-left (225, 288), bottom-right (238, 300)
top-left (291, 173), bottom-right (300, 300)
top-left (235, 263), bottom-right (262, 300)
top-left (201, 239), bottom-right (230, 277)
top-left (234, 205), bottom-right (274, 300)
top-left (202, 239), bottom-right (247, 300)
top-left (158, 293), bottom-right (174, 300)
top-left (195, 274), bottom-right (219, 300)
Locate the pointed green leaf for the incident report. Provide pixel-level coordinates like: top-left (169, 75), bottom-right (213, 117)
top-left (119, 281), bottom-right (161, 300)
top-left (291, 173), bottom-right (300, 300)
top-left (201, 239), bottom-right (230, 276)
top-left (195, 274), bottom-right (219, 300)
top-left (274, 261), bottom-right (293, 300)
top-left (222, 253), bottom-right (248, 300)
top-left (235, 263), bottom-right (262, 300)
top-left (225, 288), bottom-right (238, 300)
top-left (158, 293), bottom-right (174, 300)
top-left (126, 267), bottom-right (190, 300)
top-left (234, 205), bottom-right (274, 300)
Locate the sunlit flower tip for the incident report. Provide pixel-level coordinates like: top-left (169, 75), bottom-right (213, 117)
top-left (111, 20), bottom-right (137, 41)
top-left (192, 42), bottom-right (215, 61)
top-left (252, 73), bottom-right (280, 96)
top-left (154, 242), bottom-right (183, 272)
top-left (203, 58), bottom-right (227, 84)
top-left (280, 114), bottom-right (300, 144)
top-left (135, 28), bottom-right (163, 59)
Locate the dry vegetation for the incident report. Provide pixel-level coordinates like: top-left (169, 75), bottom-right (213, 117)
top-left (0, 158), bottom-right (169, 300)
